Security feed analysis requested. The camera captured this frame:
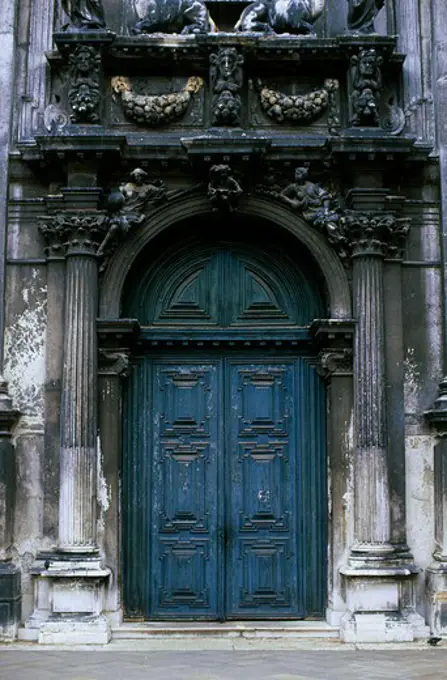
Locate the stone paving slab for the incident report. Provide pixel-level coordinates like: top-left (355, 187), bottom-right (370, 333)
top-left (1, 648), bottom-right (447, 680)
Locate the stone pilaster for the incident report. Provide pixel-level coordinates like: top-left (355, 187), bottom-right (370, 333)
top-left (329, 194), bottom-right (427, 642)
top-left (34, 188), bottom-right (111, 644)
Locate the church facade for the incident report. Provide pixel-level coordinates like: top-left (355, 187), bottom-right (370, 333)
top-left (1, 0), bottom-right (447, 645)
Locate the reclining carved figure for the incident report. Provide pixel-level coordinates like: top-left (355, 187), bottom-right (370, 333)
top-left (235, 0), bottom-right (326, 35)
top-left (132, 0), bottom-right (211, 34)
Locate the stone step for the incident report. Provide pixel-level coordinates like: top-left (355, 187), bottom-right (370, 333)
top-left (112, 621), bottom-right (339, 640)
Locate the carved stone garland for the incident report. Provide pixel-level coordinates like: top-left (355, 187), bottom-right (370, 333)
top-left (111, 76), bottom-right (203, 127)
top-left (256, 78), bottom-right (338, 126)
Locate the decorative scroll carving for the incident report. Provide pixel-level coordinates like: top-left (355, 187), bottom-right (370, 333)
top-left (68, 45), bottom-right (101, 123)
top-left (61, 0), bottom-right (106, 31)
top-left (257, 78), bottom-right (338, 125)
top-left (347, 0), bottom-right (384, 35)
top-left (132, 0), bottom-right (211, 34)
top-left (350, 48), bottom-right (383, 127)
top-left (235, 0), bottom-right (326, 35)
top-left (111, 76), bottom-right (203, 126)
top-left (44, 104), bottom-right (69, 133)
top-left (317, 348), bottom-right (353, 379)
top-left (208, 165), bottom-right (243, 212)
top-left (99, 349), bottom-right (130, 378)
top-left (210, 48), bottom-right (244, 127)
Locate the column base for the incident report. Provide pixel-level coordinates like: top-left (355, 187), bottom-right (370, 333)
top-left (39, 615), bottom-right (111, 645)
top-left (426, 561), bottom-right (447, 636)
top-left (26, 553), bottom-right (111, 645)
top-left (340, 550), bottom-right (428, 643)
top-left (340, 611), bottom-right (428, 643)
top-left (0, 562), bottom-right (21, 641)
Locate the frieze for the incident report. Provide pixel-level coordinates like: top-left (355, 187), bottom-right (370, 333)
top-left (210, 48), bottom-right (244, 127)
top-left (111, 76), bottom-right (203, 126)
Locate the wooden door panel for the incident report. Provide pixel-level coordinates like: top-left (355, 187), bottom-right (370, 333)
top-left (226, 361), bottom-right (301, 617)
top-left (150, 361), bottom-right (221, 617)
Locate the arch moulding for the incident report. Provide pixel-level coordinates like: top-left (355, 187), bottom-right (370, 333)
top-left (99, 193), bottom-right (352, 319)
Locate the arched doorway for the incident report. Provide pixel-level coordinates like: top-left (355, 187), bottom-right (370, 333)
top-left (121, 215), bottom-right (328, 620)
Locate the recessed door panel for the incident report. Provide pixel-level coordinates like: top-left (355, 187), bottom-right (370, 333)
top-left (226, 361), bottom-right (301, 617)
top-left (150, 361), bottom-right (221, 617)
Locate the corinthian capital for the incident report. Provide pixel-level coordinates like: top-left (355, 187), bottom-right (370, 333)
top-left (39, 211), bottom-right (108, 257)
top-left (323, 210), bottom-right (410, 260)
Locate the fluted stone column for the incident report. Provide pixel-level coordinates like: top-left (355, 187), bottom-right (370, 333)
top-left (337, 198), bottom-right (426, 642)
top-left (351, 233), bottom-right (391, 553)
top-left (37, 188), bottom-right (111, 644)
top-left (59, 244), bottom-right (99, 552)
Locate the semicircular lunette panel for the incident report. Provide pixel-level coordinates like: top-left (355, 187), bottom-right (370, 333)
top-left (122, 238), bottom-right (325, 328)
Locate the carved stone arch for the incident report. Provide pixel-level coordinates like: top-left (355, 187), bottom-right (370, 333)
top-left (99, 193), bottom-right (352, 319)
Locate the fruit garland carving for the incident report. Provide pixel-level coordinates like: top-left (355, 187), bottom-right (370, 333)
top-left (111, 76), bottom-right (203, 126)
top-left (257, 78), bottom-right (338, 125)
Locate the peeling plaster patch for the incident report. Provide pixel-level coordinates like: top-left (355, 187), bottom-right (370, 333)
top-left (97, 436), bottom-right (111, 540)
top-left (3, 271), bottom-right (47, 418)
top-left (404, 347), bottom-right (421, 413)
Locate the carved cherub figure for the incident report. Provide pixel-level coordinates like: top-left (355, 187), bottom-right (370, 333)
top-left (61, 0), bottom-right (106, 30)
top-left (208, 165), bottom-right (243, 212)
top-left (347, 0), bottom-right (384, 34)
top-left (280, 166), bottom-right (331, 222)
top-left (97, 169), bottom-right (167, 258)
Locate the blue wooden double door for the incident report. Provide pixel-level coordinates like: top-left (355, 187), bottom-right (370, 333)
top-left (124, 352), bottom-right (326, 620)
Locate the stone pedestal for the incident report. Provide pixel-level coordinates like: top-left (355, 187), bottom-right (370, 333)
top-left (337, 197), bottom-right (426, 642)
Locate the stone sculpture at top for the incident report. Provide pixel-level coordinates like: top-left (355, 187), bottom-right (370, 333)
top-left (347, 0), bottom-right (384, 34)
top-left (61, 0), bottom-right (106, 30)
top-left (132, 0), bottom-right (211, 34)
top-left (235, 0), bottom-right (326, 35)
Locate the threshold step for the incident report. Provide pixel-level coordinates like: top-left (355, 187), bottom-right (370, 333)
top-left (112, 621), bottom-right (339, 640)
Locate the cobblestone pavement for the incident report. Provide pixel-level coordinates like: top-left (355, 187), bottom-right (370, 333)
top-left (1, 646), bottom-right (447, 680)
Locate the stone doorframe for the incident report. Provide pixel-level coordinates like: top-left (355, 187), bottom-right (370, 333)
top-left (27, 190), bottom-right (427, 643)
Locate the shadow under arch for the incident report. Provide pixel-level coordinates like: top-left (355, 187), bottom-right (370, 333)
top-left (99, 193), bottom-right (351, 319)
